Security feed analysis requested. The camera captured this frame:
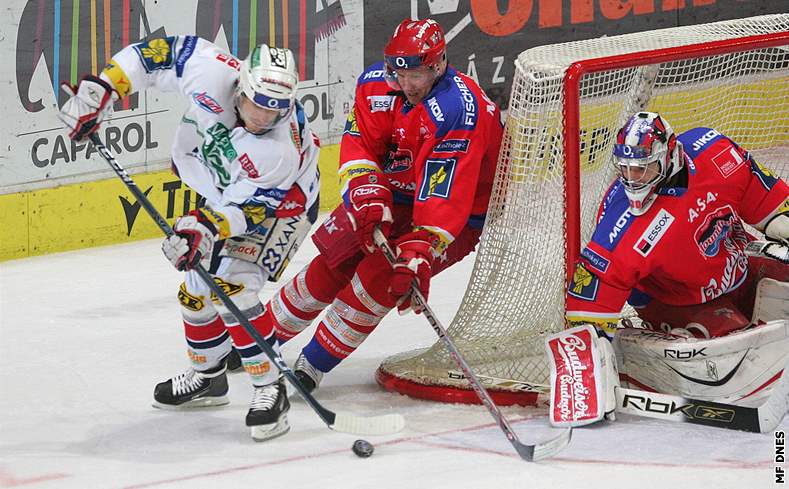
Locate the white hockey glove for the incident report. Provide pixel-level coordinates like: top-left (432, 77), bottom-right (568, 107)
top-left (765, 213), bottom-right (789, 244)
top-left (58, 75), bottom-right (118, 142)
top-left (162, 211), bottom-right (219, 271)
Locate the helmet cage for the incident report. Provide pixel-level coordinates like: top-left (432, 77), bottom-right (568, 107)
top-left (612, 112), bottom-right (679, 215)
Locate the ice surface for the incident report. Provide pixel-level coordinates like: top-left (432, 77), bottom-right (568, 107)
top-left (0, 229), bottom-right (783, 488)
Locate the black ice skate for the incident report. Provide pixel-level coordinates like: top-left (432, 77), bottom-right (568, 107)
top-left (225, 348), bottom-right (243, 373)
top-left (152, 364), bottom-right (229, 409)
top-left (246, 377), bottom-right (290, 441)
top-left (294, 352), bottom-right (324, 394)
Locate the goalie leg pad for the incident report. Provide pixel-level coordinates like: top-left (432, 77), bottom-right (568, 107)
top-left (545, 324), bottom-right (619, 427)
top-left (752, 278), bottom-right (789, 324)
top-left (615, 320), bottom-right (789, 405)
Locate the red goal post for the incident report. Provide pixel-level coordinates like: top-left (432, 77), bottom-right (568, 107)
top-left (377, 14), bottom-right (789, 407)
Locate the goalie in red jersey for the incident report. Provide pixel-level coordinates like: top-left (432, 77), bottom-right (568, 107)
top-left (547, 112), bottom-right (789, 429)
top-left (257, 18), bottom-right (503, 393)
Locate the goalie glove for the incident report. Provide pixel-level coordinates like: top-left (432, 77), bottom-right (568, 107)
top-left (765, 212), bottom-right (789, 244)
top-left (346, 173), bottom-right (393, 254)
top-left (58, 75), bottom-right (118, 142)
top-left (388, 230), bottom-right (439, 315)
top-left (162, 210), bottom-right (220, 271)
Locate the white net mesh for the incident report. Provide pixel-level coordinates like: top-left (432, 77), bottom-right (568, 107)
top-left (379, 14), bottom-right (789, 401)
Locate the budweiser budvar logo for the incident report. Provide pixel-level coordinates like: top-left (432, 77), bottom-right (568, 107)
top-left (554, 333), bottom-right (593, 423)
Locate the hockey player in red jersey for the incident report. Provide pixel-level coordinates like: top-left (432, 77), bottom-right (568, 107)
top-left (566, 112), bottom-right (789, 339)
top-left (260, 18), bottom-right (503, 393)
top-left (547, 112), bottom-right (789, 427)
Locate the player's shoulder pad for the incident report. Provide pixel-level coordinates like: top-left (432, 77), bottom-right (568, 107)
top-left (422, 67), bottom-right (481, 138)
top-left (357, 62), bottom-right (388, 86)
top-left (678, 127), bottom-right (728, 160)
top-left (590, 181), bottom-right (636, 252)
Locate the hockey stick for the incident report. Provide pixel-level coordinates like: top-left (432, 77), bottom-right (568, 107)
top-left (615, 365), bottom-right (789, 433)
top-left (88, 133), bottom-right (404, 436)
top-left (372, 228), bottom-right (571, 461)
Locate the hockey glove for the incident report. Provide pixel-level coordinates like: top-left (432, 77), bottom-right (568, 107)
top-left (389, 230), bottom-right (438, 315)
top-left (765, 212), bottom-right (789, 245)
top-left (763, 212), bottom-right (789, 264)
top-left (58, 75), bottom-right (118, 142)
top-left (346, 173), bottom-right (393, 254)
top-left (162, 210), bottom-right (219, 271)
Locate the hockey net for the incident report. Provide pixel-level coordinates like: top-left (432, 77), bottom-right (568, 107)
top-left (377, 14), bottom-right (789, 406)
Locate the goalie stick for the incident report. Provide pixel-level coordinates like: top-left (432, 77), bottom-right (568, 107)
top-left (373, 228), bottom-right (571, 461)
top-left (88, 133), bottom-right (404, 437)
top-left (615, 365), bottom-right (789, 433)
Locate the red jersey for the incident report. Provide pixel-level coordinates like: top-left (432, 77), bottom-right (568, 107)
top-left (338, 62), bottom-right (502, 251)
top-left (567, 128), bottom-right (789, 329)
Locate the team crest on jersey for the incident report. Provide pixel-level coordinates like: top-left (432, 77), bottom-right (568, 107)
top-left (192, 91), bottom-right (224, 114)
top-left (568, 263), bottom-right (599, 301)
top-left (633, 209), bottom-right (674, 257)
top-left (133, 37), bottom-right (176, 73)
top-left (693, 205), bottom-right (745, 258)
top-left (418, 158), bottom-right (456, 201)
top-left (343, 109), bottom-right (360, 136)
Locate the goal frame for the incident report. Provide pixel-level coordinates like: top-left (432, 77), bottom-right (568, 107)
top-left (563, 31), bottom-right (789, 288)
top-left (377, 26), bottom-right (789, 407)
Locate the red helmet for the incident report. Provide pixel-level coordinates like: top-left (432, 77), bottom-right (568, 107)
top-left (384, 18), bottom-right (446, 71)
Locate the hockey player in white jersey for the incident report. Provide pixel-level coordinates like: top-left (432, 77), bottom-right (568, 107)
top-left (58, 36), bottom-right (321, 441)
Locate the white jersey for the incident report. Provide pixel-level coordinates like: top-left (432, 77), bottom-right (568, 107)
top-left (101, 36), bottom-right (320, 238)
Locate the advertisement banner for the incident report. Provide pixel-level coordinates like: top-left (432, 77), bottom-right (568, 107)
top-left (4, 0), bottom-right (362, 193)
top-left (1, 0), bottom-right (786, 261)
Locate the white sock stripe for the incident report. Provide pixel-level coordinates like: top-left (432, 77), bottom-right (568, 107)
top-left (293, 270), bottom-right (330, 312)
top-left (271, 293), bottom-right (313, 332)
top-left (219, 301), bottom-right (265, 325)
top-left (332, 298), bottom-right (381, 327)
top-left (182, 312), bottom-right (221, 326)
top-left (323, 308), bottom-right (370, 349)
top-left (351, 273), bottom-right (390, 316)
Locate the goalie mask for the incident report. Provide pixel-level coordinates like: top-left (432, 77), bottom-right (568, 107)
top-left (383, 18), bottom-right (446, 93)
top-left (613, 112), bottom-right (682, 215)
top-left (236, 44), bottom-right (298, 134)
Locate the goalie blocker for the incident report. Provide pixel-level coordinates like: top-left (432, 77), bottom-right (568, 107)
top-left (545, 324), bottom-right (619, 427)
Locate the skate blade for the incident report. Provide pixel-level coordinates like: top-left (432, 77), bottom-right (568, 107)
top-left (250, 414), bottom-right (290, 442)
top-left (152, 395), bottom-right (230, 410)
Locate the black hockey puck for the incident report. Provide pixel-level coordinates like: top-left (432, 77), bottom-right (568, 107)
top-left (352, 439), bottom-right (374, 458)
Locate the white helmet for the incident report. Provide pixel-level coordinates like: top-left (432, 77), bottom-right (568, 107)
top-left (613, 112), bottom-right (682, 215)
top-left (236, 44), bottom-right (299, 132)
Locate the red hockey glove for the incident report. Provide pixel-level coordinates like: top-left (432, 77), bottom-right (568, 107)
top-left (389, 230), bottom-right (439, 314)
top-left (162, 209), bottom-right (219, 271)
top-left (346, 173), bottom-right (393, 253)
top-left (58, 75), bottom-right (118, 142)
